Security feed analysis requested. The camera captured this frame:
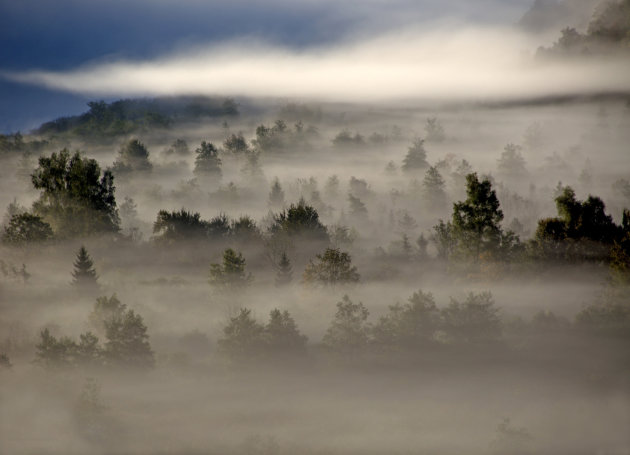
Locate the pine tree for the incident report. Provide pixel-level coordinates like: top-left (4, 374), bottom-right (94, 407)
top-left (268, 178), bottom-right (285, 209)
top-left (72, 246), bottom-right (99, 290)
top-left (402, 139), bottom-right (429, 172)
top-left (209, 248), bottom-right (253, 291)
top-left (194, 141), bottom-right (222, 178)
top-left (275, 252), bottom-right (293, 286)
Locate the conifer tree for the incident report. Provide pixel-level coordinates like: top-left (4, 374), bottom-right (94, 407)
top-left (194, 141), bottom-right (222, 178)
top-left (275, 252), bottom-right (293, 286)
top-left (268, 178), bottom-right (285, 209)
top-left (72, 246), bottom-right (99, 290)
top-left (402, 139), bottom-right (429, 172)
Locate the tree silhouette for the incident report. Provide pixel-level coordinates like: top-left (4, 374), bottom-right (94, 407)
top-left (322, 295), bottom-right (370, 353)
top-left (402, 139), bottom-right (429, 172)
top-left (31, 149), bottom-right (119, 237)
top-left (268, 178), bottom-right (285, 209)
top-left (218, 308), bottom-right (265, 358)
top-left (2, 213), bottom-right (53, 244)
top-left (112, 139), bottom-right (152, 173)
top-left (194, 141), bottom-right (222, 178)
top-left (275, 252), bottom-right (293, 286)
top-left (72, 246), bottom-right (99, 291)
top-left (104, 309), bottom-right (154, 368)
top-left (209, 248), bottom-right (253, 291)
top-left (303, 248), bottom-right (360, 286)
top-left (264, 309), bottom-right (307, 353)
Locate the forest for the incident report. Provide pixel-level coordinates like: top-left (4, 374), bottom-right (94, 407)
top-left (1, 1), bottom-right (630, 454)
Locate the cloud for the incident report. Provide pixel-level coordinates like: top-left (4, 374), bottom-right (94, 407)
top-left (4, 26), bottom-right (630, 103)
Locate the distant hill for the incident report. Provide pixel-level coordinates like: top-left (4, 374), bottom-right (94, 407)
top-left (537, 0), bottom-right (630, 56)
top-left (519, 0), bottom-right (599, 33)
top-left (34, 96), bottom-right (239, 141)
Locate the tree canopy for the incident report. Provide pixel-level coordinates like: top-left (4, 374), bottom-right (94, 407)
top-left (31, 149), bottom-right (119, 237)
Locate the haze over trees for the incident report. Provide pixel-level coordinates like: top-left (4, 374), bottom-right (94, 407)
top-left (1, 9), bottom-right (630, 451)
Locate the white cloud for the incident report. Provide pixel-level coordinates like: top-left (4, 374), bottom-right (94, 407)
top-left (5, 26), bottom-right (629, 102)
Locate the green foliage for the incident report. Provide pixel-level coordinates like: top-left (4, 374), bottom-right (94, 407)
top-left (441, 292), bottom-right (502, 345)
top-left (104, 309), bottom-right (154, 368)
top-left (153, 209), bottom-right (208, 243)
top-left (402, 139), bottom-right (429, 172)
top-left (223, 133), bottom-right (250, 156)
top-left (433, 173), bottom-right (520, 263)
top-left (322, 295), bottom-right (371, 353)
top-left (532, 186), bottom-right (623, 261)
top-left (193, 141), bottom-right (222, 178)
top-left (2, 213), bottom-right (53, 244)
top-left (271, 199), bottom-right (329, 242)
top-left (302, 248), bottom-right (360, 286)
top-left (35, 328), bottom-right (102, 368)
top-left (31, 149), bottom-right (120, 237)
top-left (72, 246), bottom-right (99, 291)
top-left (36, 97), bottom-right (237, 140)
top-left (112, 139), bottom-right (152, 173)
top-left (372, 290), bottom-right (440, 348)
top-left (209, 248), bottom-right (253, 291)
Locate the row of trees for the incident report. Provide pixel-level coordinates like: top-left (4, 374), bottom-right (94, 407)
top-left (35, 294), bottom-right (154, 369)
top-left (4, 148), bottom-right (630, 281)
top-left (32, 287), bottom-right (624, 369)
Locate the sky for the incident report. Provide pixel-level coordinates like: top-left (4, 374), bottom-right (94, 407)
top-left (0, 0), bottom-right (620, 133)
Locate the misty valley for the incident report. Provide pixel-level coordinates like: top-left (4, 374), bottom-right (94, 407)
top-left (2, 1), bottom-right (630, 454)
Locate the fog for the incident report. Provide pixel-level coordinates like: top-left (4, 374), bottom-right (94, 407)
top-left (7, 27), bottom-right (630, 101)
top-left (2, 2), bottom-right (630, 454)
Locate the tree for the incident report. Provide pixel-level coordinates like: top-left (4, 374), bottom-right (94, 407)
top-left (322, 295), bottom-right (371, 353)
top-left (194, 141), bottom-right (222, 178)
top-left (434, 173), bottom-right (518, 262)
top-left (88, 294), bottom-right (127, 335)
top-left (402, 139), bottom-right (429, 172)
top-left (372, 290), bottom-right (440, 349)
top-left (152, 209), bottom-right (208, 243)
top-left (35, 328), bottom-right (102, 368)
top-left (497, 143), bottom-right (527, 177)
top-left (112, 139), bottom-right (152, 173)
top-left (209, 248), bottom-right (253, 291)
top-left (275, 252), bottom-right (293, 286)
top-left (72, 246), bottom-right (99, 291)
top-left (302, 248), bottom-right (360, 286)
top-left (264, 309), bottom-right (307, 353)
top-left (2, 213), bottom-right (53, 244)
top-left (223, 133), bottom-right (250, 156)
top-left (422, 166), bottom-right (447, 210)
top-left (163, 138), bottom-right (190, 157)
top-left (348, 193), bottom-right (368, 221)
top-left (271, 199), bottom-right (329, 242)
top-left (31, 149), bottom-right (119, 237)
top-left (268, 178), bottom-right (285, 209)
top-left (425, 117), bottom-right (445, 143)
top-left (218, 308), bottom-right (265, 358)
top-left (104, 309), bottom-right (154, 368)
top-left (441, 292), bottom-right (502, 345)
